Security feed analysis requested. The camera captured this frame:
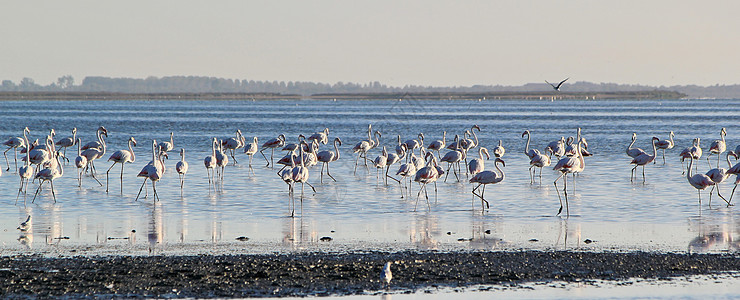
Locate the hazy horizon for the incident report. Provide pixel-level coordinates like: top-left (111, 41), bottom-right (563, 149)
top-left (2, 1), bottom-right (739, 87)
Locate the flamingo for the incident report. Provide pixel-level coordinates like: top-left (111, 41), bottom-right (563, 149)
top-left (441, 135), bottom-right (464, 182)
top-left (215, 139), bottom-right (229, 183)
top-left (396, 159), bottom-right (417, 199)
top-left (470, 158), bottom-right (505, 211)
top-left (459, 125), bottom-right (480, 171)
top-left (80, 127), bottom-right (108, 176)
top-left (31, 150), bottom-right (63, 203)
top-left (708, 128), bottom-right (727, 168)
top-left (546, 77), bottom-right (569, 91)
top-left (353, 125), bottom-right (379, 173)
top-left (427, 131), bottom-right (446, 159)
top-left (521, 130), bottom-right (538, 159)
top-left (404, 133), bottom-right (424, 156)
top-left (680, 138), bottom-right (703, 174)
top-left (385, 144), bottom-right (406, 188)
top-left (280, 152), bottom-right (297, 214)
top-left (27, 135), bottom-right (52, 172)
top-left (16, 131), bottom-right (33, 204)
top-left (175, 148), bottom-right (189, 192)
top-left (307, 128), bottom-right (330, 145)
top-left (468, 147), bottom-right (490, 177)
top-left (727, 151), bottom-right (740, 204)
top-left (686, 154), bottom-right (718, 204)
top-left (527, 149), bottom-right (551, 184)
top-left (243, 136), bottom-right (258, 173)
top-left (316, 137), bottom-right (341, 183)
top-left (413, 152), bottom-right (440, 211)
top-left (302, 139), bottom-right (319, 168)
top-left (394, 135), bottom-right (404, 156)
top-left (553, 137), bottom-right (586, 217)
top-left (81, 126), bottom-right (108, 151)
top-left (281, 134), bottom-right (306, 153)
top-left (626, 133), bottom-right (647, 158)
top-left (105, 136), bottom-right (137, 193)
top-left (55, 127), bottom-right (76, 164)
top-left (260, 134), bottom-right (286, 167)
top-left (373, 146), bottom-right (389, 182)
top-left (74, 138), bottom-right (88, 187)
top-left (204, 138), bottom-right (217, 187)
top-left (291, 141), bottom-right (317, 216)
top-left (630, 137), bottom-right (659, 183)
top-left (222, 129), bottom-right (245, 164)
top-left (545, 136), bottom-right (566, 159)
top-left (704, 151), bottom-right (733, 206)
top-left (4, 127), bottom-right (29, 171)
top-left (158, 132), bottom-right (174, 154)
top-left (135, 140), bottom-right (165, 202)
top-left (655, 131), bottom-right (675, 164)
top-left (492, 140), bottom-right (505, 158)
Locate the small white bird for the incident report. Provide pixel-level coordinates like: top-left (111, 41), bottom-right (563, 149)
top-left (17, 215), bottom-right (31, 232)
top-left (381, 262), bottom-right (392, 287)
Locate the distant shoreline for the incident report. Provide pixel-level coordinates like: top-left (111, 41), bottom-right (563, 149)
top-left (0, 90), bottom-right (687, 101)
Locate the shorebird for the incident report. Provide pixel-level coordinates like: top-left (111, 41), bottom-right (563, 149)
top-left (546, 77), bottom-right (569, 91)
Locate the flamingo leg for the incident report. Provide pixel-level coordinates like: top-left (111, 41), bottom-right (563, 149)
top-left (50, 180), bottom-right (57, 203)
top-left (305, 181), bottom-right (317, 194)
top-left (120, 163), bottom-right (125, 193)
top-left (135, 178), bottom-right (148, 201)
top-left (152, 181), bottom-right (160, 202)
top-left (729, 184), bottom-right (737, 206)
top-left (444, 163), bottom-right (452, 182)
top-left (481, 184), bottom-right (489, 210)
top-left (105, 162), bottom-right (118, 193)
top-left (553, 172), bottom-right (567, 216)
top-left (715, 184), bottom-right (731, 206)
top-left (423, 184), bottom-right (431, 210)
top-left (32, 181), bottom-right (44, 203)
top-left (414, 183), bottom-right (424, 211)
top-left (642, 165), bottom-right (646, 183)
top-left (16, 177), bottom-right (24, 205)
top-left (3, 148), bottom-right (10, 171)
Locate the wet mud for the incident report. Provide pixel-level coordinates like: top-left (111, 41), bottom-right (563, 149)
top-left (0, 250), bottom-right (738, 298)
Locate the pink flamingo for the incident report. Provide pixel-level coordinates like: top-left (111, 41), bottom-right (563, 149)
top-left (686, 154), bottom-right (718, 204)
top-left (16, 130), bottom-right (33, 204)
top-left (307, 128), bottom-right (330, 145)
top-left (704, 151), bottom-right (733, 206)
top-left (204, 138), bottom-right (217, 187)
top-left (373, 146), bottom-right (389, 182)
top-left (105, 136), bottom-right (137, 193)
top-left (545, 136), bottom-right (566, 159)
top-left (74, 138), bottom-right (88, 187)
top-left (260, 134), bottom-right (286, 167)
top-left (54, 127), bottom-right (76, 164)
top-left (222, 129), bottom-right (245, 164)
top-left (291, 141), bottom-right (317, 217)
top-left (81, 126), bottom-right (108, 151)
top-left (440, 135), bottom-right (464, 182)
top-left (316, 137), bottom-right (342, 183)
top-left (158, 132), bottom-right (174, 154)
top-left (243, 136), bottom-right (259, 172)
top-left (413, 152), bottom-right (440, 211)
top-left (469, 158), bottom-right (505, 211)
top-left (492, 140), bottom-right (505, 158)
top-left (727, 151), bottom-right (740, 205)
top-left (385, 144), bottom-right (406, 188)
top-left (626, 133), bottom-right (647, 159)
top-left (630, 137), bottom-right (659, 183)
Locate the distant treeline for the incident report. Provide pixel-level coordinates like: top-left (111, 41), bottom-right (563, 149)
top-left (1, 75), bottom-right (738, 98)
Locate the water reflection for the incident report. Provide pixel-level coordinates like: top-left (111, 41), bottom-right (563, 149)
top-left (282, 216), bottom-right (318, 250)
top-left (409, 213), bottom-right (439, 250)
top-left (148, 204), bottom-right (163, 253)
top-left (555, 219), bottom-right (582, 250)
top-left (688, 212), bottom-right (738, 253)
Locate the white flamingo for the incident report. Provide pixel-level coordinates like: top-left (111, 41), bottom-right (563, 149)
top-left (316, 137), bottom-right (342, 183)
top-left (291, 141), bottom-right (317, 216)
top-left (468, 147), bottom-right (490, 176)
top-left (4, 127), bottom-right (29, 171)
top-left (74, 138), bottom-right (88, 187)
top-left (704, 151), bottom-right (733, 206)
top-left (31, 150), bottom-right (63, 203)
top-left (492, 140), bottom-right (505, 158)
top-left (204, 138), bottom-right (217, 187)
top-left (404, 133), bottom-right (424, 156)
top-left (427, 131), bottom-right (446, 159)
top-left (441, 135), bottom-right (464, 182)
top-left (243, 136), bottom-right (259, 173)
top-left (469, 158), bottom-right (505, 211)
top-left (630, 137), bottom-right (659, 183)
top-left (727, 151), bottom-right (740, 204)
top-left (545, 136), bottom-right (566, 159)
top-left (81, 126), bottom-right (108, 151)
top-left (55, 127), bottom-right (77, 164)
top-left (80, 127), bottom-right (108, 177)
top-left (135, 140), bottom-right (165, 202)
top-left (654, 131), bottom-right (675, 164)
top-left (176, 148), bottom-right (189, 192)
top-left (307, 128), bottom-right (330, 145)
top-left (215, 139), bottom-right (229, 183)
top-left (626, 133), bottom-right (647, 158)
top-left (385, 144), bottom-right (406, 189)
top-left (708, 128), bottom-right (727, 168)
top-left (353, 125), bottom-right (380, 173)
top-left (680, 138), bottom-right (703, 174)
top-left (527, 149), bottom-right (551, 184)
top-left (553, 138), bottom-right (586, 217)
top-left (396, 159), bottom-right (417, 199)
top-left (105, 136), bottom-right (137, 193)
top-left (158, 132), bottom-right (174, 154)
top-left (373, 146), bottom-right (389, 182)
top-left (16, 131), bottom-right (33, 204)
top-left (521, 130), bottom-right (538, 159)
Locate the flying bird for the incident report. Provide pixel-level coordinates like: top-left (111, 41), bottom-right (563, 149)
top-left (546, 78), bottom-right (569, 91)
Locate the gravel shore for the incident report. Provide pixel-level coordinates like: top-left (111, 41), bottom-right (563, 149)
top-left (1, 250), bottom-right (739, 298)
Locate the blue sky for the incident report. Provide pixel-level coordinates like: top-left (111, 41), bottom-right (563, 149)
top-left (2, 1), bottom-right (738, 87)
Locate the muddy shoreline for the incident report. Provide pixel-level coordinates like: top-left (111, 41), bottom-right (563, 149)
top-left (0, 250), bottom-right (738, 298)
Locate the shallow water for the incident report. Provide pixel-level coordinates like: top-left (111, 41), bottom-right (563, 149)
top-left (0, 98), bottom-right (739, 254)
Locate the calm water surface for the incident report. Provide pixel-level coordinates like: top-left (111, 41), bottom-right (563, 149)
top-left (0, 98), bottom-right (739, 255)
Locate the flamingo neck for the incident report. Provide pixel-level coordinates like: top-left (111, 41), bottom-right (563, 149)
top-left (334, 140), bottom-right (340, 161)
top-left (129, 139), bottom-right (136, 162)
top-left (524, 132), bottom-right (531, 155)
